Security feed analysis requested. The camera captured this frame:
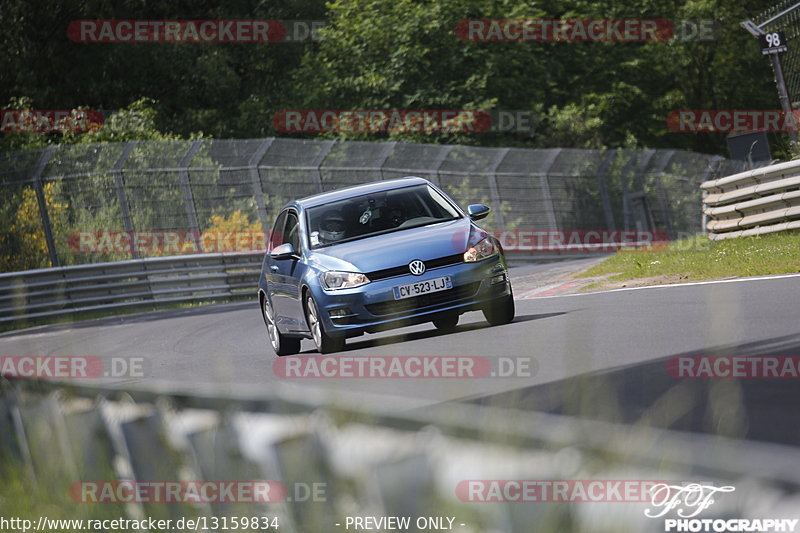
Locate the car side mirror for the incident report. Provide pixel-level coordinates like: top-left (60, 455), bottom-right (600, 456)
top-left (467, 204), bottom-right (491, 221)
top-left (270, 243), bottom-right (296, 259)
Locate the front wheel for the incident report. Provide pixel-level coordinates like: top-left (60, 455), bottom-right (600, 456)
top-left (482, 292), bottom-right (515, 326)
top-left (432, 313), bottom-right (459, 332)
top-left (262, 296), bottom-right (301, 356)
top-left (305, 294), bottom-right (345, 354)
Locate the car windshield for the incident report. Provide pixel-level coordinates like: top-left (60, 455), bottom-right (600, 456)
top-left (306, 184), bottom-right (461, 249)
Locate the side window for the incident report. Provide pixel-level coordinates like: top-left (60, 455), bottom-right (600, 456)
top-left (284, 211), bottom-right (301, 253)
top-left (269, 211), bottom-right (287, 252)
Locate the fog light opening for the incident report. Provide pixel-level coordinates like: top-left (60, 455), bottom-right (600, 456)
top-left (490, 274), bottom-right (506, 285)
top-left (329, 308), bottom-right (352, 318)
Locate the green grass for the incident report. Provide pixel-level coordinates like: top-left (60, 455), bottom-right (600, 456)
top-left (576, 232), bottom-right (800, 285)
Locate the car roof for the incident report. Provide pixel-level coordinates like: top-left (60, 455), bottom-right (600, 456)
top-left (294, 176), bottom-right (431, 209)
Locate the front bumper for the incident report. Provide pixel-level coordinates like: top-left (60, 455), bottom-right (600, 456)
top-left (311, 255), bottom-right (511, 338)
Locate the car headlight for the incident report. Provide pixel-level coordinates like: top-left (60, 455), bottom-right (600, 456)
top-left (320, 271), bottom-right (370, 290)
top-left (464, 236), bottom-right (499, 262)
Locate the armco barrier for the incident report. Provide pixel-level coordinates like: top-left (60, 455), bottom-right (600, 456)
top-left (701, 159), bottom-right (800, 240)
top-left (0, 252), bottom-right (263, 324)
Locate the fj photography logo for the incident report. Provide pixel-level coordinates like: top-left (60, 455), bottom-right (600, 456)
top-left (0, 356), bottom-right (147, 379)
top-left (669, 110), bottom-right (800, 133)
top-left (645, 483), bottom-right (798, 532)
top-left (273, 355), bottom-right (536, 379)
top-left (455, 19), bottom-right (718, 42)
top-left (272, 109), bottom-right (540, 134)
top-left (68, 20), bottom-right (326, 43)
top-left (0, 109), bottom-right (104, 133)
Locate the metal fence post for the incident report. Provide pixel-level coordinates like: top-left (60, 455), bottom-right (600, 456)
top-left (618, 152), bottom-right (638, 231)
top-left (113, 141), bottom-right (138, 258)
top-left (376, 141), bottom-right (397, 180)
top-left (249, 138), bottom-right (274, 233)
top-left (627, 150), bottom-right (657, 231)
top-left (431, 145), bottom-right (453, 188)
top-left (179, 140), bottom-right (203, 235)
top-left (595, 150), bottom-right (617, 230)
top-left (487, 148), bottom-right (509, 228)
top-left (536, 149), bottom-right (561, 231)
top-left (311, 140), bottom-right (336, 193)
top-left (32, 146), bottom-right (59, 267)
top-left (652, 150), bottom-right (677, 239)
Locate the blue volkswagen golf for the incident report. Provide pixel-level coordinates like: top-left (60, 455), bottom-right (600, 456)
top-left (258, 177), bottom-right (514, 355)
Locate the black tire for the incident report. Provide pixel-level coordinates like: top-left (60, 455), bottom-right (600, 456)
top-left (482, 292), bottom-right (515, 326)
top-left (305, 294), bottom-right (345, 354)
top-left (432, 313), bottom-right (459, 332)
top-left (262, 295), bottom-right (301, 356)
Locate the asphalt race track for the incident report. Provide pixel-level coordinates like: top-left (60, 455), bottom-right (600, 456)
top-left (2, 265), bottom-right (799, 445)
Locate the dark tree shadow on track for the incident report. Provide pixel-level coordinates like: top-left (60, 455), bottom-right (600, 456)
top-left (465, 333), bottom-right (800, 446)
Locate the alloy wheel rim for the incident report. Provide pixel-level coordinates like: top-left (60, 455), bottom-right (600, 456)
top-left (307, 298), bottom-right (322, 347)
top-left (263, 299), bottom-right (280, 350)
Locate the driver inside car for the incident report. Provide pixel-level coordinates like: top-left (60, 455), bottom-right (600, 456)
top-left (318, 212), bottom-right (347, 243)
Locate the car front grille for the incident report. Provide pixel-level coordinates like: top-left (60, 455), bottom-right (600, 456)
top-left (366, 254), bottom-right (463, 281)
top-left (364, 281), bottom-right (481, 316)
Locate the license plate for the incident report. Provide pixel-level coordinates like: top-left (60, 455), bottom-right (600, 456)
top-left (393, 276), bottom-right (452, 300)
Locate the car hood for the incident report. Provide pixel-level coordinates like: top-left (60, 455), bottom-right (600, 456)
top-left (307, 218), bottom-right (472, 273)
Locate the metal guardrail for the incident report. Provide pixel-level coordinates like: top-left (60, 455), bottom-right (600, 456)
top-left (701, 159), bottom-right (800, 239)
top-left (0, 252), bottom-right (263, 324)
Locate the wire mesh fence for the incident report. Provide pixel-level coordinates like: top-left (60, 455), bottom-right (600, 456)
top-left (0, 138), bottom-right (746, 271)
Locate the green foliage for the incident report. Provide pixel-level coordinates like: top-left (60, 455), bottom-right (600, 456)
top-left (0, 0), bottom-right (788, 153)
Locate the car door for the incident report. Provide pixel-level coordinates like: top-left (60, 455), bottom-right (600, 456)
top-left (267, 209), bottom-right (305, 332)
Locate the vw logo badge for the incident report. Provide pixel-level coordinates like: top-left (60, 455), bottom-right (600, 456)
top-left (408, 260), bottom-right (426, 276)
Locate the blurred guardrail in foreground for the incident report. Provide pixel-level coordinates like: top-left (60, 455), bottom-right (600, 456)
top-left (1, 138), bottom-right (748, 271)
top-left (0, 253), bottom-right (262, 325)
top-left (702, 159), bottom-right (800, 240)
top-left (1, 379), bottom-right (799, 533)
